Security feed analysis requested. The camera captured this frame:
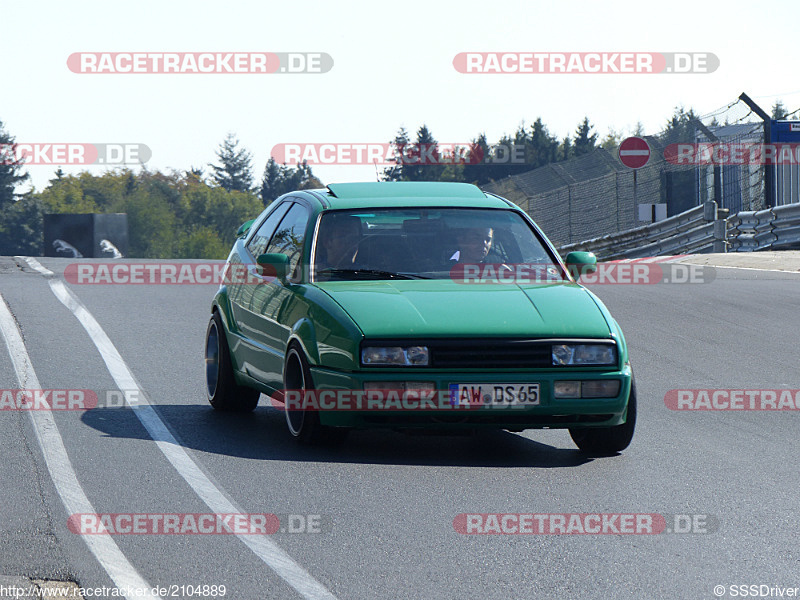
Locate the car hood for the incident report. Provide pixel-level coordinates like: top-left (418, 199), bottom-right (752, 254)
top-left (314, 280), bottom-right (612, 338)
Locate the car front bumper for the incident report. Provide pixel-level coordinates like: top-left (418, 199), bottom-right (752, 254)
top-left (308, 364), bottom-right (633, 430)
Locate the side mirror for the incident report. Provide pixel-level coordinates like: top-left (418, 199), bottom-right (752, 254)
top-left (565, 251), bottom-right (597, 280)
top-left (256, 253), bottom-right (289, 280)
top-left (237, 219), bottom-right (256, 238)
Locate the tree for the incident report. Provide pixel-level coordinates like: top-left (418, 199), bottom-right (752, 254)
top-left (175, 226), bottom-right (229, 259)
top-left (662, 106), bottom-right (698, 143)
top-left (0, 119), bottom-right (30, 211)
top-left (186, 166), bottom-right (205, 184)
top-left (660, 106), bottom-right (699, 215)
top-left (528, 118), bottom-right (559, 167)
top-left (772, 100), bottom-right (788, 119)
top-left (557, 135), bottom-right (573, 161)
top-left (259, 158), bottom-right (323, 206)
top-left (209, 133), bottom-right (255, 192)
top-left (600, 128), bottom-right (623, 149)
top-left (407, 124), bottom-right (443, 181)
top-left (462, 133), bottom-right (491, 185)
top-left (260, 157), bottom-right (283, 202)
top-left (49, 168), bottom-right (65, 186)
top-left (573, 117), bottom-right (598, 157)
top-left (0, 192), bottom-right (42, 255)
top-left (382, 127), bottom-right (410, 181)
top-left (383, 125), bottom-right (443, 181)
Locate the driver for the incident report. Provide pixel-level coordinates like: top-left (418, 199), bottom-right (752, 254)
top-left (449, 227), bottom-right (494, 263)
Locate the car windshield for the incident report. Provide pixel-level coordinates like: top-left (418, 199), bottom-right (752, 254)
top-left (312, 208), bottom-right (566, 281)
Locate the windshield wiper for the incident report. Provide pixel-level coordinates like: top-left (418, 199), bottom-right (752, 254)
top-left (316, 268), bottom-right (429, 280)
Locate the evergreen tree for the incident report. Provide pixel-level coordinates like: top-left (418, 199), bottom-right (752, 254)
top-left (0, 119), bottom-right (30, 210)
top-left (558, 136), bottom-right (573, 161)
top-left (662, 106), bottom-right (698, 143)
top-left (528, 118), bottom-right (559, 167)
top-left (600, 128), bottom-right (623, 149)
top-left (259, 158), bottom-right (323, 206)
top-left (462, 133), bottom-right (491, 184)
top-left (382, 127), bottom-right (410, 181)
top-left (260, 157), bottom-right (284, 203)
top-left (772, 100), bottom-right (788, 119)
top-left (383, 125), bottom-right (444, 181)
top-left (573, 117), bottom-right (598, 157)
top-left (209, 133), bottom-right (255, 192)
top-left (406, 125), bottom-right (443, 181)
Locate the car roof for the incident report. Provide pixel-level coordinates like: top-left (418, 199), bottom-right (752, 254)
top-left (301, 182), bottom-right (512, 210)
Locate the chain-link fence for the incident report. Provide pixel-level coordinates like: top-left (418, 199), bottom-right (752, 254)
top-left (483, 97), bottom-right (794, 247)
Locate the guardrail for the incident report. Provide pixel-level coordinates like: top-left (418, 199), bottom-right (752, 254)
top-left (558, 201), bottom-right (727, 260)
top-left (727, 203), bottom-right (800, 251)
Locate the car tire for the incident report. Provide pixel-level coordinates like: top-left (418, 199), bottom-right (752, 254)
top-left (569, 377), bottom-right (637, 455)
top-left (283, 345), bottom-right (349, 445)
top-left (205, 311), bottom-right (260, 412)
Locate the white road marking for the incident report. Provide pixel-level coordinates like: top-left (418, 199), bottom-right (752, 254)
top-left (0, 294), bottom-right (160, 599)
top-left (20, 257), bottom-right (338, 600)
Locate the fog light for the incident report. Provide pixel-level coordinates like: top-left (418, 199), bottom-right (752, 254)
top-left (363, 381), bottom-right (435, 393)
top-left (554, 380), bottom-right (621, 398)
top-left (554, 381), bottom-right (580, 398)
top-left (581, 380), bottom-right (621, 398)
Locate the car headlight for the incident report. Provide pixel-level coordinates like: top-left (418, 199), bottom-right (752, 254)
top-left (361, 346), bottom-right (430, 366)
top-left (552, 344), bottom-right (616, 366)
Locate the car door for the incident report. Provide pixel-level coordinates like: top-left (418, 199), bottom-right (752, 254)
top-left (244, 201), bottom-right (311, 388)
top-left (228, 201), bottom-right (292, 376)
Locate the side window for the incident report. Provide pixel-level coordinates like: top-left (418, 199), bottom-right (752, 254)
top-left (265, 203), bottom-right (311, 278)
top-left (246, 202), bottom-right (292, 258)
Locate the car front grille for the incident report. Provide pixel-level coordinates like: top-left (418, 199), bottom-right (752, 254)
top-left (428, 339), bottom-right (553, 369)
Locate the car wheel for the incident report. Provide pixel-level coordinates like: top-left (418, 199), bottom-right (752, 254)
top-left (283, 345), bottom-right (348, 445)
top-left (569, 377), bottom-right (637, 455)
top-left (205, 311), bottom-right (260, 412)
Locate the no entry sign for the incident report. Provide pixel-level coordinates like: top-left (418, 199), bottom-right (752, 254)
top-left (619, 136), bottom-right (651, 169)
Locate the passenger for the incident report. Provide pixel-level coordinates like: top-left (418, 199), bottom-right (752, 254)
top-left (315, 214), bottom-right (362, 273)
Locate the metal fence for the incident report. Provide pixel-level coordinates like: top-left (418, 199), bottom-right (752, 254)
top-left (558, 202), bottom-right (727, 260)
top-left (484, 98), bottom-right (779, 247)
top-left (556, 200), bottom-right (800, 259)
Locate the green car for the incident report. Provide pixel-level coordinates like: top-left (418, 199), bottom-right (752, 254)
top-left (204, 181), bottom-right (635, 454)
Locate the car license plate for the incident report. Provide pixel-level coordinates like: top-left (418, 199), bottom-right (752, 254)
top-left (449, 383), bottom-right (540, 407)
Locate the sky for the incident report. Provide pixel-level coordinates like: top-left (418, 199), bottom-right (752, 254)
top-left (3, 0), bottom-right (800, 193)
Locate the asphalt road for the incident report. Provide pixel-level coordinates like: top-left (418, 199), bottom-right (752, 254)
top-left (1, 256), bottom-right (799, 600)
